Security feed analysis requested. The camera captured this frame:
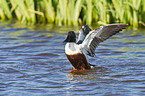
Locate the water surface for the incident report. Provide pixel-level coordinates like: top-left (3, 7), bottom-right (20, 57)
top-left (0, 21), bottom-right (145, 96)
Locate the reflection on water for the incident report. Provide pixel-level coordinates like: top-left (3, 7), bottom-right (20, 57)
top-left (67, 67), bottom-right (108, 82)
top-left (0, 21), bottom-right (145, 96)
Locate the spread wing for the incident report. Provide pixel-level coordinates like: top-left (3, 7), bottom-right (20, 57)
top-left (76, 24), bottom-right (92, 44)
top-left (81, 24), bottom-right (128, 57)
top-left (76, 29), bottom-right (85, 44)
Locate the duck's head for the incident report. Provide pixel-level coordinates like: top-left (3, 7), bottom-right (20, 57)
top-left (63, 31), bottom-right (76, 43)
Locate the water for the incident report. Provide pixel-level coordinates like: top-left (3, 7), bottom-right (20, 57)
top-left (0, 21), bottom-right (145, 96)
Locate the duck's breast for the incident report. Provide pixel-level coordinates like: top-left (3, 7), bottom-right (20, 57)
top-left (66, 53), bottom-right (91, 70)
top-left (65, 43), bottom-right (82, 55)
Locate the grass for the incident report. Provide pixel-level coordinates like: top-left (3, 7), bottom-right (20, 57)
top-left (0, 0), bottom-right (145, 28)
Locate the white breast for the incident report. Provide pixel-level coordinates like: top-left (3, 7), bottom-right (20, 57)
top-left (65, 42), bottom-right (89, 63)
top-left (65, 43), bottom-right (82, 55)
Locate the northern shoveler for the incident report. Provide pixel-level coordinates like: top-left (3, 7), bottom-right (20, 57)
top-left (64, 24), bottom-right (128, 70)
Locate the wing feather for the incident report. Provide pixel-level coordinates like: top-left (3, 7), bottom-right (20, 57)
top-left (76, 29), bottom-right (85, 44)
top-left (76, 24), bottom-right (92, 44)
top-left (81, 24), bottom-right (128, 57)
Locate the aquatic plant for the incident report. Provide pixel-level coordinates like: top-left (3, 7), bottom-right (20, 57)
top-left (0, 0), bottom-right (12, 20)
top-left (0, 0), bottom-right (145, 28)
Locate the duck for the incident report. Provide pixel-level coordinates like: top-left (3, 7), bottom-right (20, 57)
top-left (64, 24), bottom-right (128, 70)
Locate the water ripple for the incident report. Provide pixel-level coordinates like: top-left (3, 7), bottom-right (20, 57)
top-left (0, 22), bottom-right (145, 96)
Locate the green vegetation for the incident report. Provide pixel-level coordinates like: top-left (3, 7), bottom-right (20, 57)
top-left (0, 0), bottom-right (145, 28)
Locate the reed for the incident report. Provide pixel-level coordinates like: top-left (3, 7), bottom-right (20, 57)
top-left (0, 0), bottom-right (145, 28)
top-left (25, 0), bottom-right (36, 23)
top-left (43, 0), bottom-right (55, 23)
top-left (67, 0), bottom-right (82, 25)
top-left (142, 0), bottom-right (145, 25)
top-left (0, 0), bottom-right (12, 20)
